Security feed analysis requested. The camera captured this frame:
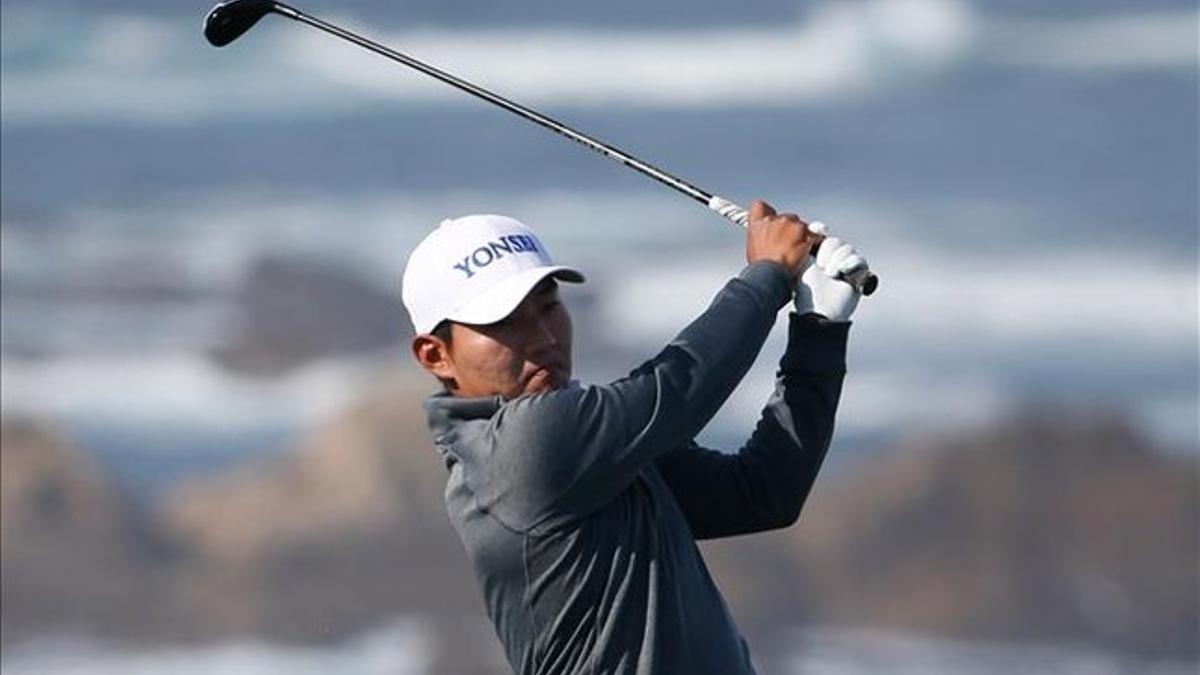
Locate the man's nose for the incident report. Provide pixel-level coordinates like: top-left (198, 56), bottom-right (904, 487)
top-left (527, 316), bottom-right (558, 351)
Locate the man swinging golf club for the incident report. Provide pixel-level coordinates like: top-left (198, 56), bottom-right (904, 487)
top-left (402, 200), bottom-right (868, 674)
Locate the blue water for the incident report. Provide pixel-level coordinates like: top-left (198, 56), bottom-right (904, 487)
top-left (2, 0), bottom-right (1197, 486)
top-left (4, 71), bottom-right (1195, 256)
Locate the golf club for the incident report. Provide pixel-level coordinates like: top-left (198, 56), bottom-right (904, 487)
top-left (203, 0), bottom-right (878, 295)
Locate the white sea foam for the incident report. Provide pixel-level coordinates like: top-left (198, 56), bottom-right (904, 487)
top-left (605, 241), bottom-right (1197, 446)
top-left (0, 350), bottom-right (400, 432)
top-left (786, 627), bottom-right (1198, 675)
top-left (284, 0), bottom-right (973, 107)
top-left (4, 188), bottom-right (1195, 446)
top-left (602, 248), bottom-right (1196, 350)
top-left (0, 190), bottom-right (705, 298)
top-left (985, 10), bottom-right (1199, 71)
top-left (712, 364), bottom-right (1011, 444)
top-left (1, 2), bottom-right (1194, 123)
top-left (0, 618), bottom-right (430, 675)
top-left (2, 623), bottom-right (1192, 675)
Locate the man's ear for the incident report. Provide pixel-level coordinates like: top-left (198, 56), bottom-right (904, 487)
top-left (411, 334), bottom-right (457, 386)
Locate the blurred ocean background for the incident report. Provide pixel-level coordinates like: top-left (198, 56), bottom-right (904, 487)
top-left (1, 0), bottom-right (1197, 673)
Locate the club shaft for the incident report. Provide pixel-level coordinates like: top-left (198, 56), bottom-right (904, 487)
top-left (266, 2), bottom-right (877, 295)
top-left (280, 5), bottom-right (714, 207)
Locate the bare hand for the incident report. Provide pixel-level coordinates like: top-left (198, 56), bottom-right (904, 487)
top-left (744, 200), bottom-right (818, 278)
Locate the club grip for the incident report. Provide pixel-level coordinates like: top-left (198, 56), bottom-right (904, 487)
top-left (840, 264), bottom-right (878, 296)
top-left (707, 196), bottom-right (879, 296)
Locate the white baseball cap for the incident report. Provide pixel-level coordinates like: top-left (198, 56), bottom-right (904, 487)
top-left (401, 214), bottom-right (584, 335)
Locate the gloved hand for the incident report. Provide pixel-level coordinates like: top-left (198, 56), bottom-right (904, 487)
top-left (793, 222), bottom-right (869, 322)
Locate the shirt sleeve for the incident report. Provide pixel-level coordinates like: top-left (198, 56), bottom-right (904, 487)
top-left (653, 313), bottom-right (848, 540)
top-left (481, 261), bottom-right (794, 533)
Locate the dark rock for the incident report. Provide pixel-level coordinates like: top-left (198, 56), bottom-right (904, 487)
top-left (791, 409), bottom-right (1198, 658)
top-left (160, 376), bottom-right (481, 643)
top-left (210, 256), bottom-right (409, 376)
top-left (0, 418), bottom-right (178, 646)
top-left (4, 398), bottom-right (1195, 667)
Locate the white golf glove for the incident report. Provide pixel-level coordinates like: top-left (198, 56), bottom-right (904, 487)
top-left (793, 222), bottom-right (868, 322)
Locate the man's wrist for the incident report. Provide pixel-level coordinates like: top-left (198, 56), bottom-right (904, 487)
top-left (793, 311), bottom-right (850, 326)
top-left (739, 260), bottom-right (794, 310)
top-left (782, 313), bottom-right (850, 373)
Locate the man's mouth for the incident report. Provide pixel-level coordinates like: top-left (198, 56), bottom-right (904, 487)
top-left (526, 364), bottom-right (567, 391)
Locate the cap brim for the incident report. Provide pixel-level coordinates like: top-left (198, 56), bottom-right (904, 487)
top-left (445, 265), bottom-right (584, 328)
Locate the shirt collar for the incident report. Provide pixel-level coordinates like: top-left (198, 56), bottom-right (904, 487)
top-left (424, 389), bottom-right (504, 446)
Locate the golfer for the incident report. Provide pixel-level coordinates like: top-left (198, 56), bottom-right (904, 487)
top-left (401, 200), bottom-right (867, 674)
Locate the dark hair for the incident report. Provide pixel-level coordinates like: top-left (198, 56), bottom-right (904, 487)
top-left (432, 320), bottom-right (453, 346)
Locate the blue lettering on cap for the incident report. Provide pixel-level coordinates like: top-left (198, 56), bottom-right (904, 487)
top-left (471, 247), bottom-right (495, 268)
top-left (451, 234), bottom-right (542, 278)
top-left (489, 238), bottom-right (514, 256)
top-left (519, 235), bottom-right (540, 252)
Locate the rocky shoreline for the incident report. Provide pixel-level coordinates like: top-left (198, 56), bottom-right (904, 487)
top-left (3, 385), bottom-right (1196, 670)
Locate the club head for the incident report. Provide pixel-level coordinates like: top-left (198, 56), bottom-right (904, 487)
top-left (204, 0), bottom-right (278, 47)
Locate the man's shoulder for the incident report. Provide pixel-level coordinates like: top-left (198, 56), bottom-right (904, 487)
top-left (496, 381), bottom-right (591, 419)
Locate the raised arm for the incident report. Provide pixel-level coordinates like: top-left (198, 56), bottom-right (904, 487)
top-left (487, 261), bottom-right (790, 531)
top-left (655, 314), bottom-right (849, 540)
top-left (475, 203), bottom-right (822, 532)
top-left (655, 223), bottom-right (870, 538)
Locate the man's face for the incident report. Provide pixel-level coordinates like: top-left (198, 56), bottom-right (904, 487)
top-left (424, 279), bottom-right (573, 399)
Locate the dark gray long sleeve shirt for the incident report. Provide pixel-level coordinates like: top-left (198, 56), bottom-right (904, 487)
top-left (424, 261), bottom-right (849, 675)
